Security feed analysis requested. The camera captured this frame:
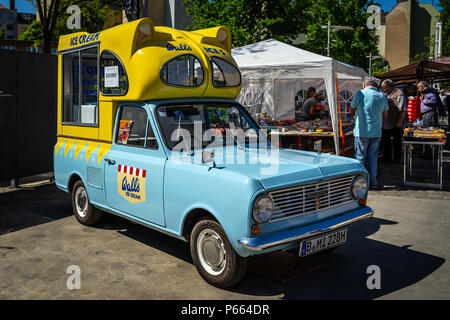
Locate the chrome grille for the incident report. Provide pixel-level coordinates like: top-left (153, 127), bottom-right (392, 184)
top-left (269, 176), bottom-right (354, 222)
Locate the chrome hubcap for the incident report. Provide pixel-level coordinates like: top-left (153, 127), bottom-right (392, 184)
top-left (75, 186), bottom-right (88, 217)
top-left (197, 229), bottom-right (226, 275)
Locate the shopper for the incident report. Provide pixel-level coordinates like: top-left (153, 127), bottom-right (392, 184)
top-left (350, 77), bottom-right (388, 190)
top-left (417, 81), bottom-right (442, 127)
top-left (381, 79), bottom-right (407, 163)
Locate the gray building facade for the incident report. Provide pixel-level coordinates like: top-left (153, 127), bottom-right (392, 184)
top-left (0, 2), bottom-right (17, 40)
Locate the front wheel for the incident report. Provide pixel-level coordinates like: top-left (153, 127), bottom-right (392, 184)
top-left (190, 219), bottom-right (247, 288)
top-left (71, 180), bottom-right (102, 226)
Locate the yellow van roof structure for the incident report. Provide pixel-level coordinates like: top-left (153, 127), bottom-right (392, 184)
top-left (58, 18), bottom-right (242, 102)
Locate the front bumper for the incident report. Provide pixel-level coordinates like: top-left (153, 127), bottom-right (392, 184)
top-left (238, 206), bottom-right (373, 251)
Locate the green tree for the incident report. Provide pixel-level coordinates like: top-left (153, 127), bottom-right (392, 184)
top-left (52, 0), bottom-right (110, 39)
top-left (18, 21), bottom-right (43, 47)
top-left (372, 58), bottom-right (390, 76)
top-left (438, 0), bottom-right (450, 57)
top-left (183, 0), bottom-right (311, 48)
top-left (0, 27), bottom-right (5, 40)
top-left (25, 0), bottom-right (120, 53)
top-left (300, 0), bottom-right (380, 70)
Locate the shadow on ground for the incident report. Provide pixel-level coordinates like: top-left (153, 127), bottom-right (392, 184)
top-left (96, 212), bottom-right (445, 299)
top-left (0, 184), bottom-right (72, 235)
top-left (0, 170), bottom-right (447, 299)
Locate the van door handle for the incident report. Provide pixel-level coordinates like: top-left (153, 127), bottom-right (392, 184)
top-left (104, 158), bottom-right (116, 165)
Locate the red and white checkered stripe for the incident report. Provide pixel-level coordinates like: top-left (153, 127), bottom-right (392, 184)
top-left (118, 164), bottom-right (146, 178)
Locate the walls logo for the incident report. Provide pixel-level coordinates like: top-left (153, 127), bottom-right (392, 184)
top-left (166, 43), bottom-right (192, 52)
top-left (117, 165), bottom-right (146, 203)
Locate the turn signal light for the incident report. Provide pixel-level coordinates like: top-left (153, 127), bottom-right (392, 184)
top-left (251, 224), bottom-right (261, 235)
top-left (360, 199), bottom-right (367, 206)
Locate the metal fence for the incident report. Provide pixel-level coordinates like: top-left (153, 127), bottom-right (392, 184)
top-left (0, 50), bottom-right (57, 183)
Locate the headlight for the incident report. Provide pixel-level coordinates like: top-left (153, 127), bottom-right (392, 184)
top-left (253, 195), bottom-right (273, 223)
top-left (351, 176), bottom-right (368, 200)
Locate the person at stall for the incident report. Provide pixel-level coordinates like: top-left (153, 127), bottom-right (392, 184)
top-left (439, 89), bottom-right (448, 120)
top-left (381, 79), bottom-right (407, 163)
top-left (301, 91), bottom-right (325, 121)
top-left (296, 87), bottom-right (316, 121)
top-left (417, 81), bottom-right (442, 127)
top-left (349, 77), bottom-right (389, 190)
top-left (306, 87), bottom-right (316, 99)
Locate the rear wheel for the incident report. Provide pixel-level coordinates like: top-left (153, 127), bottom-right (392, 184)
top-left (190, 219), bottom-right (247, 288)
top-left (71, 180), bottom-right (102, 226)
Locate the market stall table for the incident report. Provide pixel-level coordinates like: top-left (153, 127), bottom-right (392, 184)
top-left (402, 127), bottom-right (446, 190)
top-left (269, 130), bottom-right (354, 155)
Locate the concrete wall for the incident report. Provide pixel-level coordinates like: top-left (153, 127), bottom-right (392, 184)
top-left (375, 24), bottom-right (386, 58)
top-left (385, 0), bottom-right (412, 69)
top-left (166, 0), bottom-right (191, 30)
top-left (384, 0), bottom-right (440, 69)
top-left (416, 3), bottom-right (440, 57)
top-left (144, 0), bottom-right (167, 26)
top-left (124, 0), bottom-right (191, 30)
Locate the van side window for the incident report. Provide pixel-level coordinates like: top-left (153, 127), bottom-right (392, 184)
top-left (116, 106), bottom-right (158, 150)
top-left (62, 46), bottom-right (99, 125)
top-left (100, 50), bottom-right (128, 96)
top-left (211, 56), bottom-right (241, 88)
top-left (161, 54), bottom-right (204, 87)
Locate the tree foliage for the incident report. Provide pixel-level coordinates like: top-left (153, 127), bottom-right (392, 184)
top-left (300, 0), bottom-right (380, 70)
top-left (0, 27), bottom-right (5, 40)
top-left (18, 21), bottom-right (43, 46)
top-left (438, 0), bottom-right (450, 57)
top-left (183, 0), bottom-right (311, 48)
top-left (53, 0), bottom-right (110, 39)
top-left (25, 0), bottom-right (118, 53)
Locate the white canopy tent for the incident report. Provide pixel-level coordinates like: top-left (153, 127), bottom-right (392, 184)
top-left (231, 39), bottom-right (368, 155)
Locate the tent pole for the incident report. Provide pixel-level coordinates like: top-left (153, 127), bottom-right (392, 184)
top-left (335, 72), bottom-right (344, 156)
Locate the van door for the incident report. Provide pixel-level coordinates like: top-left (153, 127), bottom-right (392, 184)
top-left (104, 105), bottom-right (166, 226)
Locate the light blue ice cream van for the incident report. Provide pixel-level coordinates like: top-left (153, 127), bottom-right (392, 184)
top-left (54, 19), bottom-right (373, 288)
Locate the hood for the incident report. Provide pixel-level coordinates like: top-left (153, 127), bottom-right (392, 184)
top-left (177, 146), bottom-right (365, 190)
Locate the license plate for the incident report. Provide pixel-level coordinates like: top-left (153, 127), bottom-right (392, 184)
top-left (299, 228), bottom-right (347, 257)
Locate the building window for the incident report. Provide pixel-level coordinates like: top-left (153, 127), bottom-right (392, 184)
top-left (26, 47), bottom-right (42, 53)
top-left (62, 46), bottom-right (99, 125)
top-left (0, 45), bottom-right (16, 50)
top-left (6, 24), bottom-right (14, 31)
top-left (8, 13), bottom-right (14, 20)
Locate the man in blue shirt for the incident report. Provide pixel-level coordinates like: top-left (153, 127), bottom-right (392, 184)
top-left (350, 77), bottom-right (388, 190)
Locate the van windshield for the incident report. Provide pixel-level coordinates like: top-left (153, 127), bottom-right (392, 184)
top-left (156, 103), bottom-right (262, 150)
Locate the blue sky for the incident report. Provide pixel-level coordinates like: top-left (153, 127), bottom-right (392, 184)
top-left (1, 0), bottom-right (442, 14)
top-left (1, 0), bottom-right (35, 13)
top-left (377, 0), bottom-right (442, 11)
